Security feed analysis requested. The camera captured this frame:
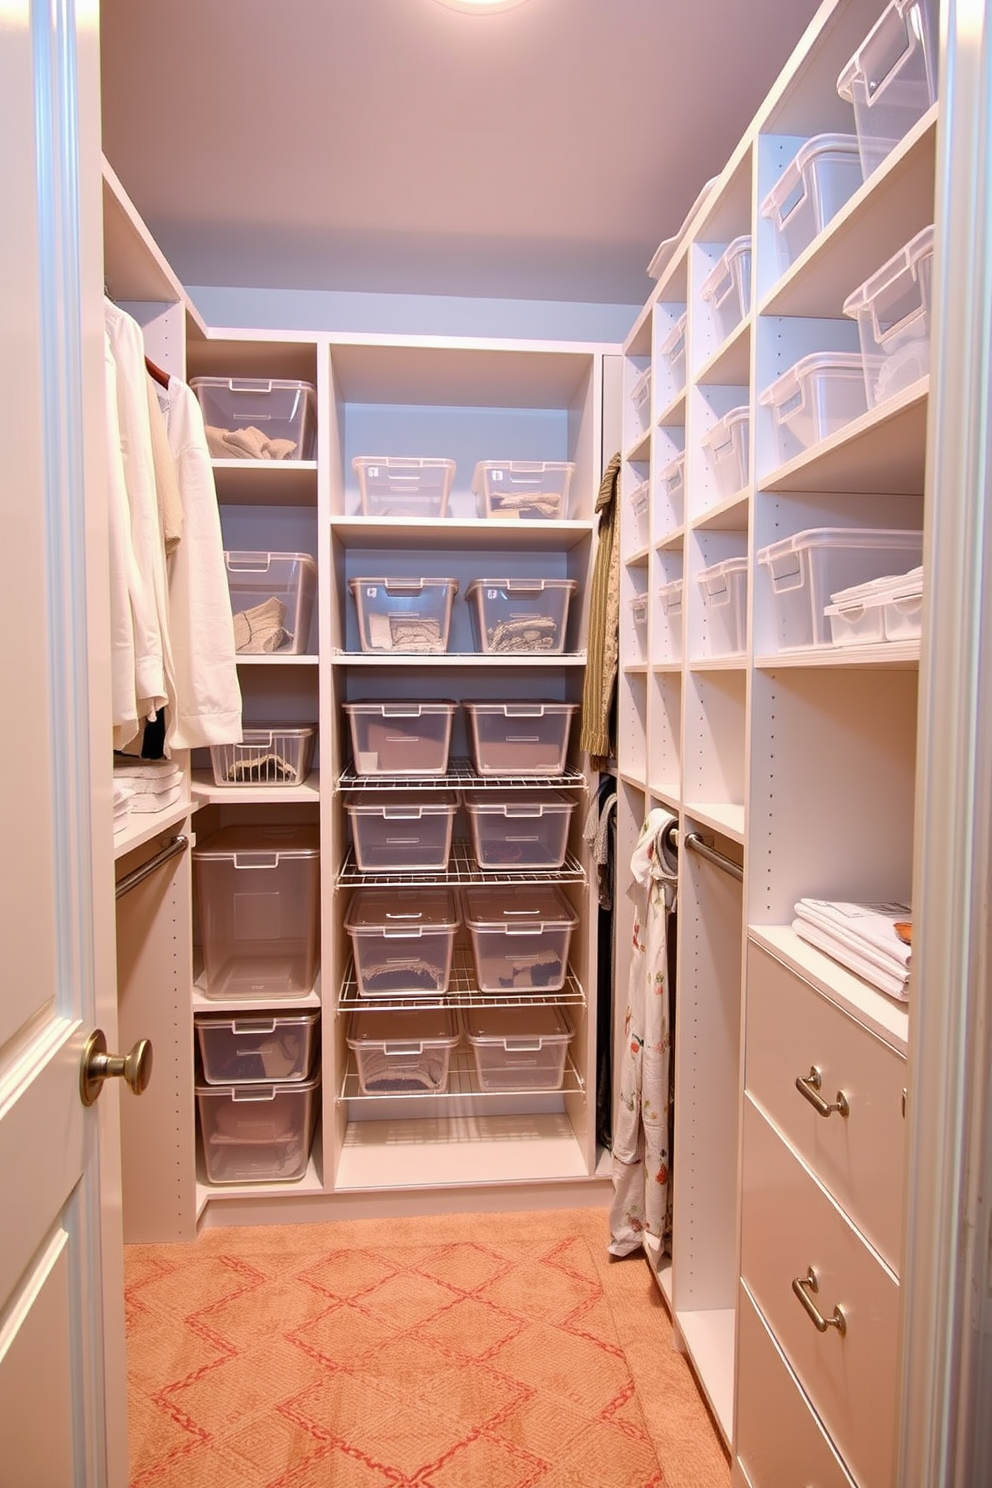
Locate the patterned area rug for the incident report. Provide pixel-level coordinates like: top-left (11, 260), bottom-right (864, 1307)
top-left (125, 1208), bottom-right (729, 1488)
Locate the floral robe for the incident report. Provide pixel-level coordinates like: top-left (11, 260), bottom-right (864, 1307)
top-left (608, 808), bottom-right (678, 1256)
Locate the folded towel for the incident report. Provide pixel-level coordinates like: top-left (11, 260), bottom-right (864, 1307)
top-left (358, 1047), bottom-right (449, 1094)
top-left (793, 916), bottom-right (910, 1001)
top-left (794, 898), bottom-right (911, 975)
top-left (490, 491), bottom-right (563, 519)
top-left (203, 424), bottom-right (300, 462)
top-left (112, 765), bottom-right (183, 794)
top-left (233, 596), bottom-right (291, 654)
top-left (487, 614), bottom-right (558, 652)
top-left (127, 784), bottom-right (184, 815)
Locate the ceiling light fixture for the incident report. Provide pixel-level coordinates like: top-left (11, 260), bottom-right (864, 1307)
top-left (432, 0), bottom-right (531, 13)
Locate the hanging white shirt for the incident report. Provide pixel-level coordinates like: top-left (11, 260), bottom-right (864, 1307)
top-left (104, 328), bottom-right (140, 748)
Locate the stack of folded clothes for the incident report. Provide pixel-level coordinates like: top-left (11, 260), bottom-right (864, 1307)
top-left (112, 756), bottom-right (184, 815)
top-left (792, 897), bottom-right (911, 1000)
top-left (112, 781), bottom-right (134, 834)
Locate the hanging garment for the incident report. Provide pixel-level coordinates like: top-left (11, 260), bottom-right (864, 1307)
top-left (580, 453), bottom-right (621, 767)
top-left (145, 376), bottom-right (184, 557)
top-left (104, 330), bottom-right (140, 748)
top-left (609, 807), bottom-right (678, 1257)
top-left (583, 777), bottom-right (618, 1150)
top-left (155, 376), bottom-right (242, 750)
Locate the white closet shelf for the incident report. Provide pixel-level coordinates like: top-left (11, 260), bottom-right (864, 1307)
top-left (617, 769), bottom-right (647, 791)
top-left (760, 378), bottom-right (928, 495)
top-left (338, 759), bottom-right (588, 793)
top-left (113, 799), bottom-right (196, 862)
top-left (688, 656), bottom-right (747, 673)
top-left (192, 769), bottom-right (320, 805)
top-left (192, 985), bottom-right (322, 1014)
top-left (656, 388), bottom-right (687, 429)
top-left (336, 840), bottom-right (586, 890)
top-left (625, 429), bottom-right (651, 464)
top-left (748, 926), bottom-right (909, 1054)
top-left (648, 785), bottom-right (681, 812)
top-left (651, 661), bottom-right (683, 676)
top-left (329, 516), bottom-right (595, 552)
top-left (675, 1307), bottom-right (735, 1448)
top-left (683, 803), bottom-right (745, 842)
top-left (623, 663), bottom-right (648, 676)
top-left (235, 654), bottom-right (319, 666)
top-left (655, 528), bottom-right (685, 552)
top-left (331, 652), bottom-right (588, 668)
top-left (691, 491), bottom-right (749, 532)
top-left (694, 317), bottom-right (751, 388)
top-left (102, 157), bottom-right (205, 332)
top-left (755, 642), bottom-right (920, 671)
top-left (339, 949), bottom-right (585, 1013)
top-left (211, 461), bottom-right (318, 506)
top-left (624, 544), bottom-right (650, 568)
top-left (759, 106), bottom-right (938, 321)
top-left (335, 1110), bottom-right (593, 1191)
top-left (339, 1047), bottom-right (585, 1104)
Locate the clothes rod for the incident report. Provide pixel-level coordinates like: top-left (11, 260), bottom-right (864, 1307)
top-left (115, 833), bottom-right (188, 900)
top-left (684, 831), bottom-right (743, 882)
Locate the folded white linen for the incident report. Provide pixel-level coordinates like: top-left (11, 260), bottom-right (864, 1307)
top-left (113, 758), bottom-right (183, 793)
top-left (127, 784), bottom-right (184, 815)
top-left (793, 916), bottom-right (910, 1001)
top-left (794, 898), bottom-right (911, 973)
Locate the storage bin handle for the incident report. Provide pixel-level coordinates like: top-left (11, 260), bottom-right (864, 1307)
top-left (503, 908), bottom-right (540, 916)
top-left (232, 852), bottom-right (280, 869)
top-left (502, 1040), bottom-right (543, 1053)
top-left (226, 551), bottom-right (274, 572)
top-left (385, 910), bottom-right (423, 920)
top-left (381, 704), bottom-right (423, 718)
top-left (383, 1043), bottom-right (424, 1057)
top-left (502, 579), bottom-right (543, 594)
top-left (502, 705), bottom-right (544, 718)
top-left (381, 927), bottom-right (424, 939)
top-left (231, 1087), bottom-right (278, 1102)
top-left (229, 378), bottom-right (274, 394)
top-left (232, 1019), bottom-right (278, 1035)
top-left (382, 578), bottom-right (426, 594)
top-left (382, 808), bottom-right (424, 820)
top-left (860, 4), bottom-right (916, 105)
top-left (869, 258), bottom-right (928, 344)
top-left (503, 805), bottom-right (542, 819)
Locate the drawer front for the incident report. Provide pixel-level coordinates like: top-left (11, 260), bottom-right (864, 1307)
top-left (746, 942), bottom-right (906, 1271)
top-left (740, 1097), bottom-right (899, 1488)
top-left (736, 1285), bottom-right (856, 1488)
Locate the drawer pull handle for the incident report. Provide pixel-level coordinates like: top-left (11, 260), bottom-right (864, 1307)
top-left (792, 1267), bottom-right (847, 1337)
top-left (796, 1066), bottom-right (850, 1119)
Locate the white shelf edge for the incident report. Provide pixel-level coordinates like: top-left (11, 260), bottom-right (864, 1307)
top-left (673, 1306), bottom-right (735, 1449)
top-left (335, 1111), bottom-right (592, 1190)
top-left (691, 315), bottom-right (752, 388)
top-left (113, 799), bottom-right (197, 861)
top-left (235, 654), bottom-right (319, 666)
top-left (617, 770), bottom-right (647, 791)
top-left (191, 769), bottom-right (320, 805)
top-left (624, 430), bottom-right (651, 463)
top-left (651, 660), bottom-right (683, 674)
top-left (329, 516), bottom-right (595, 538)
top-left (689, 489), bottom-right (750, 531)
top-left (101, 155), bottom-right (206, 334)
top-left (755, 641), bottom-right (919, 670)
top-left (682, 802), bottom-right (745, 842)
top-left (655, 388), bottom-right (687, 428)
top-left (624, 544), bottom-right (651, 567)
top-left (331, 652), bottom-right (588, 667)
top-left (748, 925), bottom-right (909, 1054)
top-left (687, 655), bottom-right (747, 672)
top-left (654, 528), bottom-right (685, 552)
top-left (758, 376), bottom-right (929, 493)
top-left (647, 784), bottom-right (681, 812)
top-left (211, 459), bottom-right (317, 474)
top-left (623, 662), bottom-right (649, 676)
top-left (192, 987), bottom-right (322, 1014)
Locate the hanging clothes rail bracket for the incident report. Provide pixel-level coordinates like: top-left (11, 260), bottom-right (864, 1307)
top-left (662, 823), bottom-right (743, 883)
top-left (115, 833), bottom-right (189, 901)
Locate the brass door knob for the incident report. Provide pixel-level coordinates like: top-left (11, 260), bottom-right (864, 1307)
top-left (79, 1029), bottom-right (153, 1106)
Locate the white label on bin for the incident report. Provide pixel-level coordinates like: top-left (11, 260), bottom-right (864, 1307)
top-left (368, 466), bottom-right (379, 478)
top-left (492, 470), bottom-right (504, 481)
top-left (488, 589), bottom-right (499, 600)
top-left (366, 586), bottom-right (378, 597)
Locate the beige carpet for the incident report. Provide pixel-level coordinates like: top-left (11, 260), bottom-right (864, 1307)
top-left (124, 1208), bottom-right (730, 1487)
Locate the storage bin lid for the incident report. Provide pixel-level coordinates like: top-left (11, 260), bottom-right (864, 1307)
top-left (658, 450), bottom-right (686, 482)
top-left (192, 824), bottom-right (320, 862)
top-left (659, 577), bottom-right (684, 604)
top-left (757, 527), bottom-right (924, 567)
top-left (836, 0), bottom-right (930, 97)
top-left (700, 235), bottom-right (752, 302)
top-left (194, 1069), bottom-right (320, 1097)
top-left (759, 352), bottom-right (866, 412)
top-left (842, 224), bottom-right (935, 318)
top-left (463, 700), bottom-right (577, 718)
top-left (462, 884), bottom-right (578, 931)
top-left (830, 565), bottom-right (924, 607)
top-left (344, 790), bottom-right (458, 817)
top-left (760, 133), bottom-right (862, 222)
top-left (700, 405), bottom-right (749, 453)
top-left (352, 456), bottom-right (456, 471)
top-left (629, 594), bottom-right (649, 621)
top-left (342, 699), bottom-right (458, 717)
top-left (224, 550), bottom-right (318, 576)
top-left (190, 376), bottom-right (315, 395)
top-left (348, 576), bottom-right (459, 594)
top-left (345, 887), bottom-right (460, 933)
top-left (462, 789), bottom-right (574, 815)
top-left (464, 578), bottom-right (577, 597)
top-left (195, 1010), bottom-right (319, 1034)
top-left (346, 1006), bottom-right (460, 1049)
top-left (658, 311), bottom-right (688, 356)
top-left (463, 1004), bottom-right (573, 1046)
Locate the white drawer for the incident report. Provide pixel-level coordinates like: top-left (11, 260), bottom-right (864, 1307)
top-left (745, 941), bottom-right (906, 1272)
top-left (740, 1097), bottom-right (899, 1488)
top-left (736, 1284), bottom-right (856, 1488)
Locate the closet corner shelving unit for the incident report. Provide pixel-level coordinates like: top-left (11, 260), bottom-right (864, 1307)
top-left (102, 158), bottom-right (620, 1237)
top-left (617, 0), bottom-right (926, 1477)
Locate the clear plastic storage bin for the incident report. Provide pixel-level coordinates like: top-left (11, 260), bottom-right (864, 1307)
top-left (843, 224), bottom-right (935, 407)
top-left (757, 528), bottom-right (924, 650)
top-left (346, 1007), bottom-right (460, 1095)
top-left (760, 352), bottom-right (867, 462)
top-left (344, 700), bottom-right (457, 777)
top-left (882, 566), bottom-right (924, 641)
top-left (464, 701), bottom-right (577, 776)
top-left (701, 406), bottom-right (750, 500)
top-left (700, 236), bottom-right (752, 344)
top-left (471, 461), bottom-right (575, 521)
top-left (658, 578), bottom-right (684, 662)
top-left (348, 576), bottom-right (458, 655)
top-left (824, 566), bottom-right (924, 646)
top-left (344, 887), bottom-right (460, 997)
top-left (658, 312), bottom-right (688, 394)
top-left (353, 457), bottom-right (456, 518)
top-left (697, 557), bottom-right (748, 657)
top-left (629, 593), bottom-right (649, 659)
top-left (630, 366), bottom-right (652, 433)
top-left (761, 135), bottom-right (863, 272)
top-left (463, 884), bottom-right (578, 994)
top-left (191, 377), bottom-right (316, 461)
top-left (463, 1005), bottom-right (574, 1092)
top-left (193, 825), bottom-right (320, 999)
top-left (344, 791), bottom-right (457, 873)
top-left (225, 551), bottom-right (317, 655)
top-left (837, 0), bottom-right (939, 179)
top-left (464, 789), bottom-right (576, 871)
top-left (196, 1011), bottom-right (319, 1085)
top-left (657, 451), bottom-right (686, 527)
top-left (465, 578), bottom-right (577, 655)
top-left (628, 478), bottom-right (650, 549)
top-left (196, 1071), bottom-right (319, 1184)
top-left (208, 726), bottom-right (317, 788)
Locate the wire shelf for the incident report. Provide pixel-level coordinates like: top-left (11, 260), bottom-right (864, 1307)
top-left (335, 839), bottom-right (586, 889)
top-left (338, 1046), bottom-right (586, 1102)
top-left (337, 757), bottom-right (587, 793)
top-left (338, 947), bottom-right (586, 1012)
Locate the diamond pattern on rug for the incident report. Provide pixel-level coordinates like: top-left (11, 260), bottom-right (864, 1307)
top-left (125, 1231), bottom-right (670, 1487)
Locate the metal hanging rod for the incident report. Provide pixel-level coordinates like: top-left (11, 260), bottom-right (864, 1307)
top-left (662, 822), bottom-right (743, 883)
top-left (115, 833), bottom-right (189, 900)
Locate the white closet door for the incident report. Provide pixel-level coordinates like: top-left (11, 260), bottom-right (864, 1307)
top-left (0, 4), bottom-right (127, 1485)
